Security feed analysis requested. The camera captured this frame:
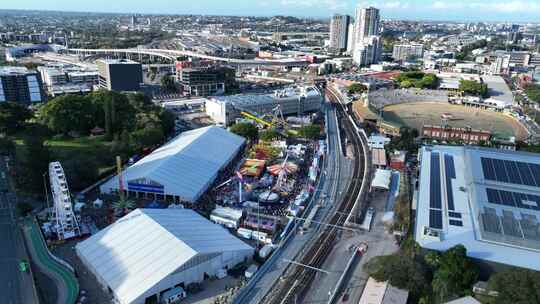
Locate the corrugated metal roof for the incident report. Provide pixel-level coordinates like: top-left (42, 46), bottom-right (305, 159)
top-left (76, 208), bottom-right (252, 304)
top-left (100, 126), bottom-right (245, 202)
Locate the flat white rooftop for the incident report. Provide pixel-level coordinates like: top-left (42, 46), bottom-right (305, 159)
top-left (415, 145), bottom-right (540, 271)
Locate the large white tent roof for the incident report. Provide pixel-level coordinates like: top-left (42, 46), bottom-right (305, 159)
top-left (76, 208), bottom-right (252, 304)
top-left (100, 126), bottom-right (245, 202)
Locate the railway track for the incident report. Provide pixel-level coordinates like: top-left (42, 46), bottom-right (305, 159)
top-left (262, 91), bottom-right (366, 304)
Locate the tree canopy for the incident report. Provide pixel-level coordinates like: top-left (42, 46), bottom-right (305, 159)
top-left (430, 245), bottom-right (479, 303)
top-left (525, 84), bottom-right (540, 104)
top-left (489, 268), bottom-right (540, 304)
top-left (0, 102), bottom-right (32, 135)
top-left (39, 91), bottom-right (174, 144)
top-left (229, 123), bottom-right (258, 141)
top-left (161, 75), bottom-right (178, 93)
top-left (259, 129), bottom-right (282, 142)
top-left (297, 124), bottom-right (322, 140)
top-left (348, 83), bottom-right (367, 95)
top-left (364, 253), bottom-right (431, 299)
top-left (459, 80), bottom-right (489, 98)
top-left (395, 72), bottom-right (438, 89)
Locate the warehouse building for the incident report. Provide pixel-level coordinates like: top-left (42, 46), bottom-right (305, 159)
top-left (100, 126), bottom-right (245, 203)
top-left (205, 85), bottom-right (323, 126)
top-left (76, 208), bottom-right (253, 304)
top-left (416, 145), bottom-right (540, 271)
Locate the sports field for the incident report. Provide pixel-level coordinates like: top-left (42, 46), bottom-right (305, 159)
top-left (381, 102), bottom-right (527, 140)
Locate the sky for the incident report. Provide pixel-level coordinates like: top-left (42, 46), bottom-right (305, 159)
top-left (3, 0), bottom-right (540, 22)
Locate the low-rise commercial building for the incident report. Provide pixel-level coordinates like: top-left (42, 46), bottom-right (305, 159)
top-left (177, 66), bottom-right (236, 97)
top-left (416, 145), bottom-right (540, 271)
top-left (205, 85), bottom-right (323, 126)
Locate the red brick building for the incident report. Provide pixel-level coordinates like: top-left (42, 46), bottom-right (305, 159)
top-left (422, 125), bottom-right (491, 144)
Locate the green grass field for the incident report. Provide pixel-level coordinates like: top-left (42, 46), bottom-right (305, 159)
top-left (381, 102), bottom-right (527, 140)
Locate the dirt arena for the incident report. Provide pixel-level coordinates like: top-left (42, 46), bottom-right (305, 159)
top-left (381, 102), bottom-right (528, 140)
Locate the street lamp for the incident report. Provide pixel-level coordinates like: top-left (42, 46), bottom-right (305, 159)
top-left (42, 172), bottom-right (51, 217)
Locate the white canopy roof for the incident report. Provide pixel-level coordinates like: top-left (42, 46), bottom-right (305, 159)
top-left (371, 169), bottom-right (392, 190)
top-left (76, 208), bottom-right (252, 304)
top-left (100, 126), bottom-right (245, 202)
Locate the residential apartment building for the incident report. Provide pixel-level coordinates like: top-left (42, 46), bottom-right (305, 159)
top-left (329, 14), bottom-right (351, 52)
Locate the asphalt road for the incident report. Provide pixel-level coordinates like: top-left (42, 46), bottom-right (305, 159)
top-left (0, 157), bottom-right (38, 304)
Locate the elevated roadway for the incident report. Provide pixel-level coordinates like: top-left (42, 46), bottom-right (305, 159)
top-left (65, 48), bottom-right (309, 66)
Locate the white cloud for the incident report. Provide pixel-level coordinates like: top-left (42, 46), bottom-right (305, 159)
top-left (379, 1), bottom-right (410, 9)
top-left (279, 0), bottom-right (347, 10)
top-left (468, 1), bottom-right (540, 13)
top-left (429, 0), bottom-right (540, 13)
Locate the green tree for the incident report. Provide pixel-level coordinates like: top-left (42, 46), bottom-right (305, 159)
top-left (39, 95), bottom-right (95, 135)
top-left (131, 127), bottom-right (164, 149)
top-left (0, 136), bottom-right (15, 155)
top-left (0, 102), bottom-right (32, 135)
top-left (525, 84), bottom-right (540, 104)
top-left (364, 253), bottom-right (431, 300)
top-left (459, 80), bottom-right (489, 98)
top-left (432, 245), bottom-right (479, 303)
top-left (259, 129), bottom-right (281, 141)
top-left (298, 124), bottom-right (322, 139)
top-left (16, 135), bottom-right (50, 194)
top-left (489, 268), bottom-right (540, 304)
top-left (348, 83), bottom-right (367, 94)
top-left (230, 123), bottom-right (258, 141)
top-left (160, 75), bottom-right (177, 93)
top-left (16, 202), bottom-right (33, 216)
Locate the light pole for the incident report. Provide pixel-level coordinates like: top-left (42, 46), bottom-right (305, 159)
top-left (42, 172), bottom-right (51, 218)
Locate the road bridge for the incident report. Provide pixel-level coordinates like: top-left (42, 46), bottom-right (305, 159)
top-left (65, 48), bottom-right (309, 67)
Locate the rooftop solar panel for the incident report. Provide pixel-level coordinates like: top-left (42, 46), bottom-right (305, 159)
top-left (486, 188), bottom-right (540, 211)
top-left (492, 158), bottom-right (509, 183)
top-left (481, 207), bottom-right (502, 234)
top-left (516, 161), bottom-right (535, 187)
top-left (504, 160), bottom-right (523, 185)
top-left (481, 157), bottom-right (540, 188)
top-left (429, 209), bottom-right (443, 229)
top-left (430, 152), bottom-right (442, 209)
top-left (444, 154), bottom-right (456, 210)
top-left (481, 157), bottom-right (495, 180)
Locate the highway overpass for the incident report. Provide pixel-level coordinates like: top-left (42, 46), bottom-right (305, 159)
top-left (65, 48), bottom-right (309, 67)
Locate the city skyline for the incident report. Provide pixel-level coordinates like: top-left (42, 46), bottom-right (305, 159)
top-left (2, 0), bottom-right (540, 22)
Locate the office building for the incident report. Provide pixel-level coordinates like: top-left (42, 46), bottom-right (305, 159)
top-left (206, 85), bottom-right (323, 126)
top-left (329, 14), bottom-right (351, 52)
top-left (0, 66), bottom-right (45, 104)
top-left (416, 145), bottom-right (540, 271)
top-left (97, 59), bottom-right (142, 92)
top-left (177, 66), bottom-right (236, 97)
top-left (353, 6), bottom-right (381, 66)
top-left (392, 44), bottom-right (424, 62)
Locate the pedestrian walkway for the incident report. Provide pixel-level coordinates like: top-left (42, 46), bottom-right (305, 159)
top-left (23, 218), bottom-right (79, 304)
